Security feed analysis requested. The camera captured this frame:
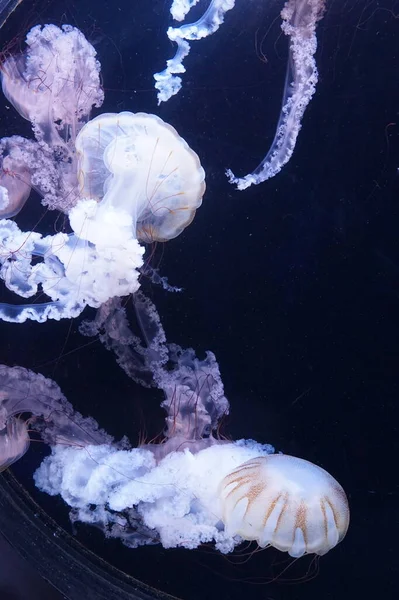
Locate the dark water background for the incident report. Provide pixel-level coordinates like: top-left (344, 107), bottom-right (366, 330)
top-left (0, 0), bottom-right (398, 599)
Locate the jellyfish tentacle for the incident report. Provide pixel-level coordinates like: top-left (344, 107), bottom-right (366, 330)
top-left (227, 0), bottom-right (325, 190)
top-left (154, 0), bottom-right (236, 104)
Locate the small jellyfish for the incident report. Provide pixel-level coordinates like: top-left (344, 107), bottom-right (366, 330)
top-left (0, 141), bottom-right (32, 218)
top-left (219, 454), bottom-right (349, 557)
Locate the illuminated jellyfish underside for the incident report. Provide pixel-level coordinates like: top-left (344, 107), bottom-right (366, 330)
top-left (0, 293), bottom-right (349, 556)
top-left (155, 0), bottom-right (325, 189)
top-left (0, 26), bottom-right (205, 323)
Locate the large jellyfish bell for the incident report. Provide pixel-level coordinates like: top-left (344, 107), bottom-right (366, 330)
top-left (219, 454), bottom-right (349, 557)
top-left (75, 111), bottom-right (206, 243)
top-left (0, 109), bottom-right (205, 322)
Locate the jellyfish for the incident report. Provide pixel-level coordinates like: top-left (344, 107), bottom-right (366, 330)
top-left (0, 110), bottom-right (205, 323)
top-left (219, 454), bottom-right (349, 557)
top-left (227, 0), bottom-right (325, 189)
top-left (0, 23), bottom-right (205, 323)
top-left (0, 364), bottom-right (112, 471)
top-left (0, 137), bottom-right (34, 218)
top-left (0, 24), bottom-right (104, 215)
top-left (0, 413), bottom-right (29, 472)
top-left (75, 111), bottom-right (205, 243)
top-left (0, 291), bottom-right (346, 557)
top-left (0, 25), bottom-right (205, 323)
top-left (156, 0), bottom-right (325, 189)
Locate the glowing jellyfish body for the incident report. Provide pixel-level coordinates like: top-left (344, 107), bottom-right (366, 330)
top-left (0, 24), bottom-right (104, 216)
top-left (75, 111), bottom-right (205, 242)
top-left (0, 110), bottom-right (205, 322)
top-left (219, 454), bottom-right (349, 557)
top-left (0, 138), bottom-right (32, 218)
top-left (1, 24), bottom-right (103, 146)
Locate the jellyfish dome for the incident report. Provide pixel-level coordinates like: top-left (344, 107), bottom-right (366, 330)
top-left (75, 111), bottom-right (205, 243)
top-left (0, 111), bottom-right (205, 322)
top-left (219, 454), bottom-right (350, 557)
top-left (1, 24), bottom-right (103, 145)
top-left (0, 24), bottom-right (104, 216)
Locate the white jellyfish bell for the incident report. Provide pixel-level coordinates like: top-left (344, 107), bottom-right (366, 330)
top-left (75, 111), bottom-right (205, 243)
top-left (0, 112), bottom-right (206, 322)
top-left (219, 454), bottom-right (350, 557)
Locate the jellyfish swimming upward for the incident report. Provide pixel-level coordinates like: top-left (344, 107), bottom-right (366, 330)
top-left (0, 25), bottom-right (205, 323)
top-left (0, 293), bottom-right (349, 557)
top-left (156, 0), bottom-right (325, 189)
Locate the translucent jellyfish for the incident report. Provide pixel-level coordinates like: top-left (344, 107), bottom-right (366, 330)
top-left (0, 22), bottom-right (205, 323)
top-left (1, 24), bottom-right (103, 146)
top-left (157, 0), bottom-right (325, 189)
top-left (219, 454), bottom-right (350, 557)
top-left (227, 0), bottom-right (325, 189)
top-left (75, 112), bottom-right (205, 242)
top-left (0, 110), bottom-right (205, 322)
top-left (0, 364), bottom-right (112, 471)
top-left (0, 24), bottom-right (104, 214)
top-left (0, 138), bottom-right (32, 218)
top-left (0, 413), bottom-right (29, 471)
top-left (28, 292), bottom-right (350, 555)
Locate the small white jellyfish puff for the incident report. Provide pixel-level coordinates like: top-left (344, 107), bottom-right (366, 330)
top-left (219, 454), bottom-right (349, 557)
top-left (74, 111), bottom-right (206, 242)
top-left (0, 112), bottom-right (205, 322)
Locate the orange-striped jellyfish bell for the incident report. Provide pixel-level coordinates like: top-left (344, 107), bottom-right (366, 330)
top-left (219, 454), bottom-right (349, 557)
